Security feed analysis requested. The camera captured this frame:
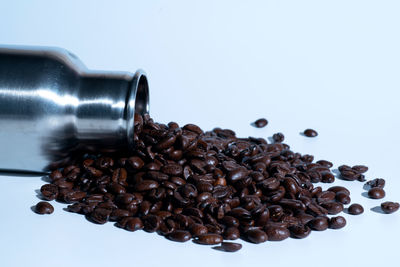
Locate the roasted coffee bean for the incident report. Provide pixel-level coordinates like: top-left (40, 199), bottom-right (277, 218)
top-left (316, 160), bottom-right (333, 168)
top-left (368, 188), bottom-right (385, 199)
top-left (253, 118), bottom-right (268, 128)
top-left (336, 192), bottom-right (351, 204)
top-left (308, 217), bottom-right (328, 231)
top-left (327, 186), bottom-right (350, 195)
top-left (381, 202), bottom-right (399, 214)
top-left (167, 230), bottom-right (192, 242)
top-left (352, 165), bottom-right (368, 174)
top-left (128, 156), bottom-right (145, 169)
top-left (224, 226), bottom-right (240, 240)
top-left (272, 133), bottom-right (284, 143)
top-left (34, 113), bottom-right (375, 249)
top-left (348, 204), bottom-right (364, 215)
top-left (34, 201), bottom-right (54, 214)
top-left (264, 225), bottom-right (290, 241)
top-left (303, 129), bottom-right (318, 137)
top-left (40, 184), bottom-right (59, 201)
top-left (289, 224), bottom-right (311, 239)
top-left (213, 242), bottom-right (242, 252)
top-left (90, 208), bottom-right (111, 224)
top-left (124, 217), bottom-right (144, 231)
top-left (194, 234), bottom-right (223, 245)
top-left (245, 229), bottom-right (268, 244)
top-left (190, 223), bottom-right (208, 236)
top-left (64, 191), bottom-right (86, 203)
top-left (365, 178), bottom-right (385, 189)
top-left (329, 216), bottom-right (346, 229)
top-left (321, 202), bottom-right (344, 215)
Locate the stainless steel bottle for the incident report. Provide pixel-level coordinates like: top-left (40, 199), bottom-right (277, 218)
top-left (0, 45), bottom-right (149, 173)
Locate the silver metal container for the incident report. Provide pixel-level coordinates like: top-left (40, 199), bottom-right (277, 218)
top-left (0, 45), bottom-right (149, 173)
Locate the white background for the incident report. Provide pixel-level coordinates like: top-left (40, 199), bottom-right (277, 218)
top-left (0, 1), bottom-right (399, 266)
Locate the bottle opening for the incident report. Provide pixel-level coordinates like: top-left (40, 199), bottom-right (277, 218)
top-left (126, 70), bottom-right (149, 149)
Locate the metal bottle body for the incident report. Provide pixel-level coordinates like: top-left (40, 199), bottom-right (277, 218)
top-left (0, 45), bottom-right (149, 173)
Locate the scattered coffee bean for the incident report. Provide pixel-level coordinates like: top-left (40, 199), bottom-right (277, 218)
top-left (272, 133), bottom-right (284, 143)
top-left (365, 178), bottom-right (385, 189)
top-left (34, 201), bottom-right (54, 214)
top-left (303, 129), bottom-right (318, 137)
top-left (329, 216), bottom-right (346, 229)
top-left (245, 229), bottom-right (268, 244)
top-left (348, 204), bottom-right (364, 215)
top-left (381, 202), bottom-right (399, 214)
top-left (368, 187), bottom-right (385, 199)
top-left (253, 118), bottom-right (268, 128)
top-left (32, 113), bottom-right (394, 252)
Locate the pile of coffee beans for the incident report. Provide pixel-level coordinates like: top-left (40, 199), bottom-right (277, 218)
top-left (34, 114), bottom-right (398, 252)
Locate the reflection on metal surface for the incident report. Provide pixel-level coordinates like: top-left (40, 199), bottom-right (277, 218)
top-left (0, 45), bottom-right (149, 173)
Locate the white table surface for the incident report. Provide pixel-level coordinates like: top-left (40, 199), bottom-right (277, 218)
top-left (0, 1), bottom-right (399, 267)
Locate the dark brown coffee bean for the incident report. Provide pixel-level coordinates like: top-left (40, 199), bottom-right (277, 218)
top-left (189, 223), bottom-right (208, 236)
top-left (329, 216), bottom-right (346, 229)
top-left (227, 168), bottom-right (248, 182)
top-left (245, 228), bottom-right (268, 244)
top-left (124, 217), bottom-right (144, 231)
top-left (183, 124), bottom-right (203, 135)
top-left (161, 163), bottom-right (183, 176)
top-left (303, 129), bottom-right (318, 137)
top-left (352, 165), bottom-right (368, 173)
top-left (213, 242), bottom-right (242, 252)
top-left (316, 160), bottom-right (333, 168)
top-left (49, 170), bottom-right (63, 181)
top-left (368, 187), bottom-right (385, 199)
top-left (336, 192), bottom-right (351, 204)
top-left (64, 191), bottom-right (87, 203)
top-left (166, 230), bottom-right (192, 242)
top-left (321, 202), bottom-right (344, 215)
top-left (128, 156), bottom-right (144, 169)
top-left (272, 133), bottom-right (284, 143)
top-left (264, 225), bottom-right (290, 241)
top-left (289, 224), bottom-right (311, 239)
top-left (348, 203), bottom-right (364, 215)
top-left (143, 215), bottom-right (162, 232)
top-left (135, 180), bottom-right (159, 191)
top-left (34, 201), bottom-right (54, 214)
top-left (194, 233), bottom-right (223, 245)
top-left (308, 216), bottom-right (328, 231)
top-left (381, 202), bottom-right (399, 214)
top-left (109, 209), bottom-right (131, 221)
top-left (365, 178), bottom-right (385, 189)
top-left (223, 226), bottom-right (240, 240)
top-left (327, 186), bottom-right (350, 195)
top-left (90, 208), bottom-right (111, 224)
top-left (40, 184), bottom-right (59, 201)
top-left (253, 118), bottom-right (268, 128)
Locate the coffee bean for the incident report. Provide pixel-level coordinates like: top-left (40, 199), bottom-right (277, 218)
top-left (34, 201), bottom-right (54, 214)
top-left (352, 165), bottom-right (368, 174)
top-left (213, 242), bottom-right (242, 253)
top-left (224, 227), bottom-right (240, 240)
top-left (308, 217), bottom-right (328, 231)
top-left (194, 234), bottom-right (223, 245)
top-left (245, 229), bottom-right (268, 244)
top-left (381, 202), bottom-right (399, 214)
top-left (327, 186), bottom-right (350, 195)
top-left (264, 225), bottom-right (290, 241)
top-left (253, 118), bottom-right (268, 128)
top-left (365, 178), bottom-right (385, 189)
top-left (368, 188), bottom-right (385, 199)
top-left (167, 230), bottom-right (192, 242)
top-left (189, 223), bottom-right (208, 236)
top-left (64, 191), bottom-right (86, 203)
top-left (40, 184), bottom-right (59, 201)
top-left (289, 224), bottom-right (311, 239)
top-left (316, 160), bottom-right (333, 168)
top-left (336, 192), bottom-right (351, 204)
top-left (128, 156), bottom-right (144, 169)
top-left (124, 217), bottom-right (144, 231)
top-left (329, 216), bottom-right (346, 229)
top-left (272, 133), bottom-right (284, 143)
top-left (135, 180), bottom-right (159, 191)
top-left (348, 204), bottom-right (364, 215)
top-left (303, 129), bottom-right (318, 137)
top-left (90, 208), bottom-right (111, 224)
top-left (321, 202), bottom-right (344, 215)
